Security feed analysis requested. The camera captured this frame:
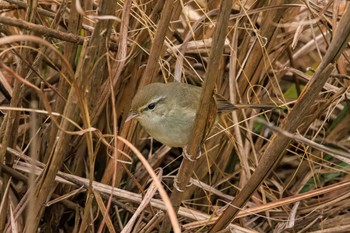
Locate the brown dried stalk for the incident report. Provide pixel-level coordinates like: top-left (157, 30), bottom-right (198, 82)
top-left (159, 0), bottom-right (232, 232)
top-left (210, 5), bottom-right (350, 232)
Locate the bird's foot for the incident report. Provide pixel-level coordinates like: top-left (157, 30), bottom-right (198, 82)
top-left (196, 149), bottom-right (203, 159)
top-left (173, 176), bottom-right (192, 192)
top-left (182, 145), bottom-right (195, 161)
top-left (173, 177), bottom-right (185, 192)
top-left (182, 145), bottom-right (202, 161)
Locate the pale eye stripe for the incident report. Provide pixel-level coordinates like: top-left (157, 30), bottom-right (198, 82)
top-left (140, 96), bottom-right (166, 112)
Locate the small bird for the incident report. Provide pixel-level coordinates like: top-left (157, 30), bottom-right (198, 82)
top-left (127, 82), bottom-right (273, 148)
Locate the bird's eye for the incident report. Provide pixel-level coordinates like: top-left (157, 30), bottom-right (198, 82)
top-left (147, 103), bottom-right (156, 110)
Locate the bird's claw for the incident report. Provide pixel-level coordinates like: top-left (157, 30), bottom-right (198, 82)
top-left (182, 145), bottom-right (196, 161)
top-left (196, 149), bottom-right (202, 159)
top-left (173, 177), bottom-right (185, 192)
top-left (183, 145), bottom-right (203, 161)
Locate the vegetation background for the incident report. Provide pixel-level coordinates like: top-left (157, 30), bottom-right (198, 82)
top-left (0, 0), bottom-right (349, 232)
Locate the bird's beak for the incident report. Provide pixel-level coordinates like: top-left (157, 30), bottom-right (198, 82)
top-left (126, 112), bottom-right (138, 122)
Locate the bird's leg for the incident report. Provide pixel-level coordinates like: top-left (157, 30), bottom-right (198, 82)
top-left (173, 177), bottom-right (185, 192)
top-left (182, 145), bottom-right (203, 161)
top-left (182, 145), bottom-right (196, 161)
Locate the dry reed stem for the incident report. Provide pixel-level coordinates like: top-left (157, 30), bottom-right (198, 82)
top-left (160, 0), bottom-right (232, 232)
top-left (210, 5), bottom-right (350, 232)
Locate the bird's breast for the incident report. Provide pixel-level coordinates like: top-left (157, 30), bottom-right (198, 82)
top-left (139, 110), bottom-right (195, 147)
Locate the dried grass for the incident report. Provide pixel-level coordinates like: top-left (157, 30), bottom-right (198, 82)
top-left (0, 0), bottom-right (349, 232)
